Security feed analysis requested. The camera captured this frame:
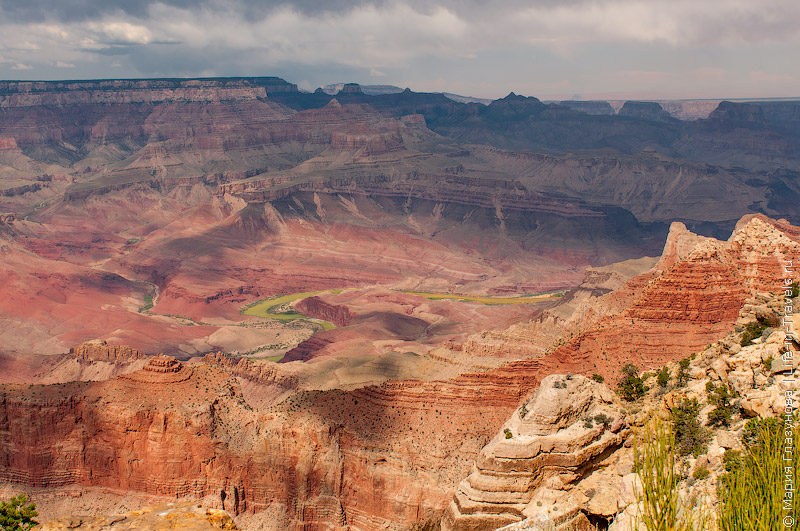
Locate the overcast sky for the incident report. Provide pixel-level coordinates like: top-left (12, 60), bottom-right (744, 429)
top-left (0, 0), bottom-right (798, 100)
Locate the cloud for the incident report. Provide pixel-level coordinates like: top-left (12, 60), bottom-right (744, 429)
top-left (10, 63), bottom-right (33, 70)
top-left (0, 0), bottom-right (798, 98)
top-left (86, 21), bottom-right (154, 45)
top-left (55, 60), bottom-right (75, 67)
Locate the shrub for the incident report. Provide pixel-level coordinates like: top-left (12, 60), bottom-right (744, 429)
top-left (591, 373), bottom-right (604, 383)
top-left (0, 494), bottom-right (38, 531)
top-left (594, 413), bottom-right (611, 427)
top-left (792, 281), bottom-right (799, 299)
top-left (706, 381), bottom-right (735, 427)
top-left (553, 380), bottom-right (567, 389)
top-left (717, 415), bottom-right (800, 530)
top-left (617, 363), bottom-right (648, 401)
top-left (740, 320), bottom-right (767, 347)
top-left (676, 357), bottom-right (692, 387)
top-left (670, 398), bottom-right (709, 457)
top-left (503, 428), bottom-right (513, 439)
top-left (633, 417), bottom-right (708, 531)
top-left (656, 366), bottom-right (670, 388)
top-left (761, 355), bottom-right (773, 371)
top-left (692, 466), bottom-right (710, 481)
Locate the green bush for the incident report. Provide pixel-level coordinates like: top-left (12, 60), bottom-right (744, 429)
top-left (656, 366), bottom-right (670, 388)
top-left (503, 428), bottom-right (513, 439)
top-left (0, 495), bottom-right (38, 531)
top-left (791, 281), bottom-right (799, 299)
top-left (591, 373), bottom-right (605, 383)
top-left (670, 398), bottom-right (709, 457)
top-left (594, 413), bottom-right (611, 427)
top-left (718, 416), bottom-right (800, 530)
top-left (676, 357), bottom-right (692, 387)
top-left (706, 381), bottom-right (736, 427)
top-left (617, 363), bottom-right (648, 401)
top-left (740, 320), bottom-right (767, 347)
top-left (692, 466), bottom-right (710, 481)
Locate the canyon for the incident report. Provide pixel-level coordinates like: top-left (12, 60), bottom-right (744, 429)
top-left (0, 77), bottom-right (799, 530)
top-left (1, 213), bottom-right (798, 530)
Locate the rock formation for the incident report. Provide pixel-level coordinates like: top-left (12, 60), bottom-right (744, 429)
top-left (446, 288), bottom-right (798, 530)
top-left (617, 101), bottom-right (674, 121)
top-left (442, 374), bottom-right (629, 530)
top-left (39, 502), bottom-right (238, 531)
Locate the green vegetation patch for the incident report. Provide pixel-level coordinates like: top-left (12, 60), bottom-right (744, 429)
top-left (0, 494), bottom-right (38, 531)
top-left (617, 363), bottom-right (648, 401)
top-left (718, 416), bottom-right (799, 530)
top-left (399, 290), bottom-right (563, 305)
top-left (243, 290), bottom-right (335, 327)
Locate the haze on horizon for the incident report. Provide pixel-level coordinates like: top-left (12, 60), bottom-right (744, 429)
top-left (0, 0), bottom-right (798, 101)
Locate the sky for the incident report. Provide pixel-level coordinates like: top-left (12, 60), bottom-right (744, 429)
top-left (0, 0), bottom-right (798, 100)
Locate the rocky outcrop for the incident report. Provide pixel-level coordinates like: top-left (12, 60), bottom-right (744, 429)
top-left (706, 101), bottom-right (766, 125)
top-left (293, 296), bottom-right (354, 327)
top-left (69, 340), bottom-right (146, 364)
top-left (38, 502), bottom-right (238, 531)
top-left (201, 352), bottom-right (299, 388)
top-left (442, 375), bottom-right (628, 531)
top-left (0, 78), bottom-right (297, 108)
top-left (448, 287), bottom-right (799, 531)
top-left (617, 101), bottom-right (673, 121)
top-left (119, 355), bottom-right (193, 383)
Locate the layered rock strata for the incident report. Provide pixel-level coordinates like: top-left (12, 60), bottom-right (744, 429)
top-left (442, 375), bottom-right (628, 530)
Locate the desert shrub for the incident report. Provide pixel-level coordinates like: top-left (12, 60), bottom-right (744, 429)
top-left (503, 428), bottom-right (513, 439)
top-left (656, 366), bottom-right (670, 388)
top-left (591, 373), bottom-right (604, 383)
top-left (670, 398), bottom-right (709, 457)
top-left (553, 380), bottom-right (567, 389)
top-left (0, 494), bottom-right (38, 531)
top-left (633, 417), bottom-right (708, 531)
top-left (761, 355), bottom-right (773, 371)
top-left (692, 466), bottom-right (710, 481)
top-left (791, 281), bottom-right (799, 299)
top-left (617, 363), bottom-right (648, 401)
top-left (740, 319), bottom-right (767, 347)
top-left (676, 357), bottom-right (692, 387)
top-left (706, 381), bottom-right (736, 427)
top-left (718, 416), bottom-right (800, 530)
top-left (594, 413), bottom-right (611, 427)
top-left (742, 416), bottom-right (782, 445)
